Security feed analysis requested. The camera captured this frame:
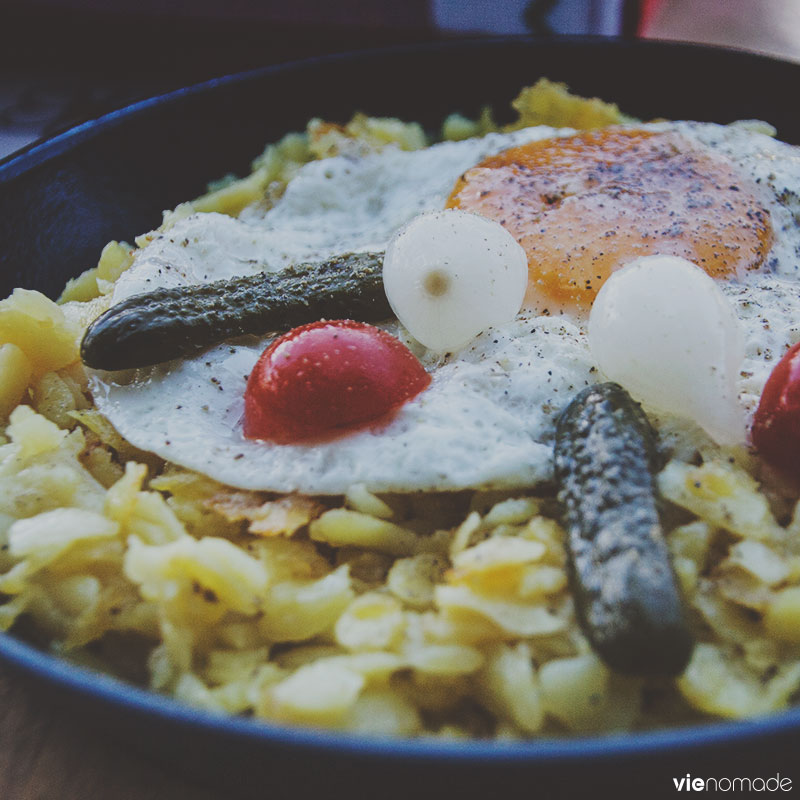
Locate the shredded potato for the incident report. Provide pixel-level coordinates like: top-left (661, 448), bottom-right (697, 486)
top-left (2, 82), bottom-right (800, 740)
top-left (507, 78), bottom-right (629, 131)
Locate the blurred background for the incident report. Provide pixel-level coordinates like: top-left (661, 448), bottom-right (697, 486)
top-left (1, 0), bottom-right (799, 160)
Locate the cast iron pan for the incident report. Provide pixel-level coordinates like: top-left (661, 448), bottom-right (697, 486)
top-left (1, 37), bottom-right (800, 800)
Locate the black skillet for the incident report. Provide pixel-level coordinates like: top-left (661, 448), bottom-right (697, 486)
top-left (1, 36), bottom-right (800, 800)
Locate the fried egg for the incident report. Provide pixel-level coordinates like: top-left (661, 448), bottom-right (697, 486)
top-left (446, 127), bottom-right (774, 314)
top-left (90, 120), bottom-right (800, 494)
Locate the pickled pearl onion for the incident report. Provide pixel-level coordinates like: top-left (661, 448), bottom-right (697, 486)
top-left (382, 210), bottom-right (528, 353)
top-left (588, 255), bottom-right (746, 445)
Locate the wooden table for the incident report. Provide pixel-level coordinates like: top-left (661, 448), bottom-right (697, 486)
top-left (0, 664), bottom-right (221, 800)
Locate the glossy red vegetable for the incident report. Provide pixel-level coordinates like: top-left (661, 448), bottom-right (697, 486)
top-left (751, 341), bottom-right (800, 477)
top-left (244, 320), bottom-right (431, 444)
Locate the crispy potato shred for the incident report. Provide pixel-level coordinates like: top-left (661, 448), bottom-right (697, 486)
top-left (206, 492), bottom-right (325, 538)
top-left (2, 82), bottom-right (800, 739)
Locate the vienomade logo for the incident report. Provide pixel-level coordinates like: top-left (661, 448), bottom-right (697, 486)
top-left (672, 774), bottom-right (792, 792)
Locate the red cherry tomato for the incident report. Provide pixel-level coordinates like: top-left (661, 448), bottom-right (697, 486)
top-left (752, 341), bottom-right (800, 477)
top-left (244, 320), bottom-right (431, 444)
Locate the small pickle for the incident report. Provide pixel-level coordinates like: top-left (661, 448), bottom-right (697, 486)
top-left (81, 251), bottom-right (390, 370)
top-left (553, 382), bottom-right (694, 677)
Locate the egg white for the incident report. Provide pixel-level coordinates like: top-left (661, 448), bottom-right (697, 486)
top-left (91, 121), bottom-right (800, 494)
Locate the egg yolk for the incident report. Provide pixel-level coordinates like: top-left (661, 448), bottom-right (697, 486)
top-left (446, 128), bottom-right (773, 315)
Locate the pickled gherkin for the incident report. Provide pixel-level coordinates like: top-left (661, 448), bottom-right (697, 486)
top-left (81, 251), bottom-right (389, 370)
top-left (553, 382), bottom-right (694, 677)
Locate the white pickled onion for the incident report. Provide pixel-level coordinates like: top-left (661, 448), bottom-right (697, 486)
top-left (382, 210), bottom-right (528, 353)
top-left (588, 254), bottom-right (745, 445)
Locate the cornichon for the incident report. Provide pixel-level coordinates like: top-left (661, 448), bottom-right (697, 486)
top-left (80, 251), bottom-right (391, 370)
top-left (553, 382), bottom-right (694, 677)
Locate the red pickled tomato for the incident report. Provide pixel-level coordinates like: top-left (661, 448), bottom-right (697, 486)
top-left (244, 320), bottom-right (431, 444)
top-left (752, 341), bottom-right (800, 478)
